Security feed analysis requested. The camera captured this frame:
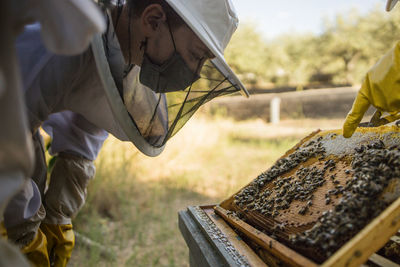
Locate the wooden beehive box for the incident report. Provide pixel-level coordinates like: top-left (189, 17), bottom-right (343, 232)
top-left (217, 126), bottom-right (400, 266)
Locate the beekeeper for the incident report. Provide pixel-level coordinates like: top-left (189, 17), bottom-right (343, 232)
top-left (343, 0), bottom-right (400, 137)
top-left (0, 0), bottom-right (105, 266)
top-left (0, 0), bottom-right (105, 232)
top-left (3, 0), bottom-right (249, 266)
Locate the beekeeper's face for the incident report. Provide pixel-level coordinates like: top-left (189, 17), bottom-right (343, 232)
top-left (115, 4), bottom-right (214, 74)
top-left (143, 13), bottom-right (214, 75)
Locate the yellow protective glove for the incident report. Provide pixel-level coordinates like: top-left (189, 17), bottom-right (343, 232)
top-left (40, 223), bottom-right (75, 267)
top-left (343, 41), bottom-right (400, 138)
top-left (0, 222), bottom-right (7, 239)
top-left (21, 228), bottom-right (50, 267)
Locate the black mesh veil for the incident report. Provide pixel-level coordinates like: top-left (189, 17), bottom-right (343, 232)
top-left (164, 62), bottom-right (239, 140)
top-left (123, 60), bottom-right (240, 148)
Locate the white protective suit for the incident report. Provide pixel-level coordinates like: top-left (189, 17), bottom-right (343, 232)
top-left (1, 0), bottom-right (106, 265)
top-left (42, 112), bottom-right (108, 224)
top-left (4, 18), bottom-right (141, 246)
top-left (0, 0), bottom-right (106, 207)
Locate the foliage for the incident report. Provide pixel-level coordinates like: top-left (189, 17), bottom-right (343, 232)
top-left (224, 23), bottom-right (271, 85)
top-left (224, 6), bottom-right (400, 88)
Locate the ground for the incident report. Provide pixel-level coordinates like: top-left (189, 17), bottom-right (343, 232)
top-left (69, 115), bottom-right (344, 267)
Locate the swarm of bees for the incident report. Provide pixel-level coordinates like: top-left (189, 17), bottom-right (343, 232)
top-left (234, 136), bottom-right (327, 217)
top-left (232, 132), bottom-right (400, 259)
top-left (291, 139), bottom-right (400, 257)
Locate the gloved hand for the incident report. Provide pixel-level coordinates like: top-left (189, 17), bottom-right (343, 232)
top-left (21, 228), bottom-right (50, 267)
top-left (40, 223), bottom-right (74, 267)
top-left (0, 222), bottom-right (44, 267)
top-left (343, 41), bottom-right (400, 138)
top-left (0, 222), bottom-right (7, 239)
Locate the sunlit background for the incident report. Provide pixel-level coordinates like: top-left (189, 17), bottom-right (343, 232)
top-left (225, 0), bottom-right (398, 88)
top-left (70, 1), bottom-right (398, 266)
top-left (232, 0), bottom-right (386, 38)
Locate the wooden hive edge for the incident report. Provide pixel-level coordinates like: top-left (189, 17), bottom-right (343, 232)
top-left (214, 205), bottom-right (318, 267)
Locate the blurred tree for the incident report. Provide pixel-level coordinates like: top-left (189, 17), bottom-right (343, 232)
top-left (224, 23), bottom-right (270, 86)
top-left (322, 6), bottom-right (400, 85)
top-left (225, 5), bottom-right (400, 89)
top-left (321, 9), bottom-right (367, 84)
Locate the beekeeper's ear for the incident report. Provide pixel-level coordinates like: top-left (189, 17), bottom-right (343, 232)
top-left (140, 4), bottom-right (167, 35)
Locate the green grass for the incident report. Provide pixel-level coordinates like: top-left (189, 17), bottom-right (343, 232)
top-left (70, 115), bottom-right (305, 266)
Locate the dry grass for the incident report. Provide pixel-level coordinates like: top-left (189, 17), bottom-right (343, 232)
top-left (70, 115), bottom-right (344, 267)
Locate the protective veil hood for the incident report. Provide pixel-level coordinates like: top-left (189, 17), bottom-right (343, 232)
top-left (91, 33), bottom-right (166, 157)
top-left (91, 0), bottom-right (248, 157)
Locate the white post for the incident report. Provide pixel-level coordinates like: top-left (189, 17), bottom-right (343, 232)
top-left (270, 97), bottom-right (281, 124)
